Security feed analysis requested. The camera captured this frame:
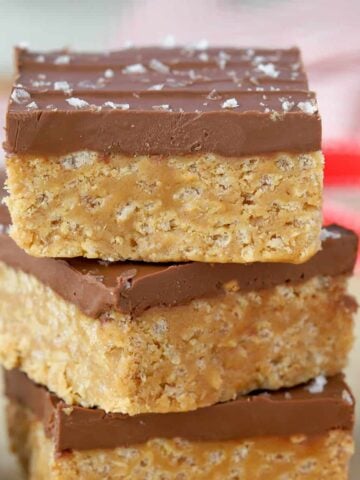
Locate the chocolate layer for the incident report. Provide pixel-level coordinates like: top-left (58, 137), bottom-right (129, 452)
top-left (5, 46), bottom-right (321, 156)
top-left (4, 369), bottom-right (354, 452)
top-left (0, 199), bottom-right (357, 318)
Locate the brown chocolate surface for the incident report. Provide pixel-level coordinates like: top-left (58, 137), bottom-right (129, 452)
top-left (4, 369), bottom-right (354, 452)
top-left (5, 46), bottom-right (321, 156)
top-left (0, 198), bottom-right (357, 318)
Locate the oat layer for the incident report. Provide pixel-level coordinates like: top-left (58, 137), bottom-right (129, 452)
top-left (5, 151), bottom-right (323, 262)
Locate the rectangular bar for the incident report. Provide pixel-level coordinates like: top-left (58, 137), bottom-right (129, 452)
top-left (4, 46), bottom-right (323, 263)
top-left (0, 202), bottom-right (357, 415)
top-left (5, 370), bottom-right (355, 480)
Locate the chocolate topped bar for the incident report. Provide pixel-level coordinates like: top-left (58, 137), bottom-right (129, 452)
top-left (0, 195), bottom-right (357, 317)
top-left (5, 46), bottom-right (320, 157)
top-left (5, 369), bottom-right (354, 452)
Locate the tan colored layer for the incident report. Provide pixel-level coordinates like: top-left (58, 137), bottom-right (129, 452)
top-left (5, 151), bottom-right (323, 262)
top-left (0, 262), bottom-right (354, 415)
top-left (8, 402), bottom-right (354, 480)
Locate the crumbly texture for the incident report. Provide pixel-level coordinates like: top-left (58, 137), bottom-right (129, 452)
top-left (5, 151), bottom-right (323, 263)
top-left (0, 262), bottom-right (354, 415)
top-left (7, 402), bottom-right (354, 480)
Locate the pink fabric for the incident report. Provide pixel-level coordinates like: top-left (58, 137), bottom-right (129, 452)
top-left (107, 0), bottom-right (360, 144)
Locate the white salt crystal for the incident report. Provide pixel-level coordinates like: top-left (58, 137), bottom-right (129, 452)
top-left (26, 101), bottom-right (38, 110)
top-left (54, 55), bottom-right (70, 65)
top-left (104, 69), bottom-right (115, 78)
top-left (257, 63), bottom-right (279, 78)
top-left (306, 375), bottom-right (327, 394)
top-left (149, 59), bottom-right (169, 74)
top-left (103, 102), bottom-right (129, 110)
top-left (65, 97), bottom-right (89, 109)
top-left (152, 104), bottom-right (171, 111)
top-left (122, 63), bottom-right (147, 74)
top-left (298, 100), bottom-right (318, 115)
top-left (221, 98), bottom-right (239, 109)
top-left (54, 81), bottom-right (72, 94)
top-left (11, 88), bottom-right (31, 104)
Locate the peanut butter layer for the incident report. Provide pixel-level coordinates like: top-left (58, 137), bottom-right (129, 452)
top-left (5, 150), bottom-right (323, 263)
top-left (0, 259), bottom-right (355, 414)
top-left (4, 369), bottom-right (354, 451)
top-left (5, 47), bottom-right (320, 157)
top-left (8, 402), bottom-right (353, 480)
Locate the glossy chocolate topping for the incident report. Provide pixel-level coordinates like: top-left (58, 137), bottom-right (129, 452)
top-left (5, 369), bottom-right (354, 452)
top-left (5, 46), bottom-right (321, 156)
top-left (0, 199), bottom-right (357, 318)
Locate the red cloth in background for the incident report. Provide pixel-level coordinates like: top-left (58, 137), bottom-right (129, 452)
top-left (324, 144), bottom-right (360, 186)
top-left (323, 144), bottom-right (360, 270)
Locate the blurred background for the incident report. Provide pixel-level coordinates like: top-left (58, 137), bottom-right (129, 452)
top-left (0, 0), bottom-right (359, 478)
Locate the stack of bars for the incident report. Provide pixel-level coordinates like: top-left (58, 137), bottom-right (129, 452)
top-left (0, 45), bottom-right (358, 479)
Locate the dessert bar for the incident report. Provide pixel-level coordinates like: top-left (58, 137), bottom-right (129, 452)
top-left (5, 369), bottom-right (354, 480)
top-left (5, 46), bottom-right (323, 263)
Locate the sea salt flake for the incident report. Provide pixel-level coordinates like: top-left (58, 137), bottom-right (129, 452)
top-left (152, 104), bottom-right (171, 111)
top-left (30, 80), bottom-right (50, 88)
top-left (11, 88), bottom-right (31, 104)
top-left (65, 97), bottom-right (89, 109)
top-left (281, 100), bottom-right (294, 112)
top-left (123, 63), bottom-right (147, 74)
top-left (257, 63), bottom-right (279, 78)
top-left (54, 55), bottom-right (70, 65)
top-left (149, 59), bottom-right (169, 74)
top-left (320, 228), bottom-right (341, 241)
top-left (198, 52), bottom-right (209, 62)
top-left (78, 80), bottom-right (96, 89)
top-left (253, 55), bottom-right (266, 65)
top-left (298, 100), bottom-right (318, 115)
top-left (221, 98), bottom-right (239, 109)
top-left (306, 375), bottom-right (327, 394)
top-left (26, 101), bottom-right (38, 110)
top-left (148, 84), bottom-right (164, 91)
top-left (104, 68), bottom-right (115, 78)
top-left (188, 69), bottom-right (198, 80)
top-left (54, 81), bottom-right (72, 94)
top-left (162, 34), bottom-right (176, 48)
top-left (167, 79), bottom-right (188, 88)
top-left (103, 101), bottom-right (129, 110)
top-left (279, 97), bottom-right (295, 112)
top-left (217, 51), bottom-right (231, 70)
top-left (342, 390), bottom-right (353, 405)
